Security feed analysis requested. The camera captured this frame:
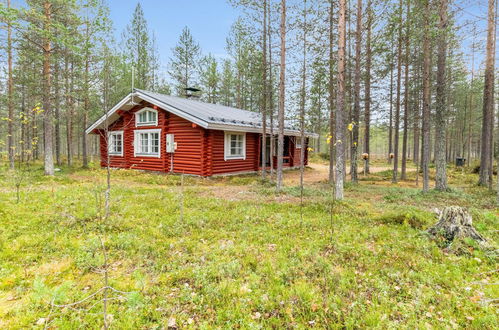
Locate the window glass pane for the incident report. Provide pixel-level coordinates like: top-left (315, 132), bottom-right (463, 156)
top-left (148, 111), bottom-right (157, 123)
top-left (109, 135), bottom-right (115, 152)
top-left (116, 135), bottom-right (122, 152)
top-left (110, 134), bottom-right (122, 154)
top-left (138, 112), bottom-right (147, 123)
top-left (151, 133), bottom-right (159, 153)
top-left (228, 134), bottom-right (243, 156)
top-left (140, 133), bottom-right (149, 153)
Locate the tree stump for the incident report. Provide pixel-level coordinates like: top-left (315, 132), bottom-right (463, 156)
top-left (428, 206), bottom-right (487, 245)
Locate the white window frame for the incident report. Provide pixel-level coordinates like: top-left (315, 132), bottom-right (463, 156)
top-left (295, 137), bottom-right (302, 149)
top-left (135, 107), bottom-right (158, 127)
top-left (224, 131), bottom-right (246, 161)
top-left (134, 129), bottom-right (161, 158)
top-left (108, 131), bottom-right (124, 156)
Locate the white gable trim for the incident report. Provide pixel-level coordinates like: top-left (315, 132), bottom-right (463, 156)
top-left (85, 93), bottom-right (133, 135)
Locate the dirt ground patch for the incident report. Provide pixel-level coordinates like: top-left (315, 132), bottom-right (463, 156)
top-left (284, 163), bottom-right (416, 185)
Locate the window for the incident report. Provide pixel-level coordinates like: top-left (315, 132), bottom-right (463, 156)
top-left (135, 108), bottom-right (158, 126)
top-left (224, 132), bottom-right (246, 160)
top-left (295, 137), bottom-right (302, 149)
top-left (134, 129), bottom-right (161, 157)
top-left (108, 131), bottom-right (123, 156)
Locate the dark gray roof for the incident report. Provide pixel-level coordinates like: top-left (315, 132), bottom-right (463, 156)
top-left (87, 89), bottom-right (317, 137)
top-left (135, 89), bottom-right (298, 131)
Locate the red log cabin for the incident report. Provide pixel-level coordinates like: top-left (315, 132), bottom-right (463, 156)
top-left (86, 89), bottom-right (316, 176)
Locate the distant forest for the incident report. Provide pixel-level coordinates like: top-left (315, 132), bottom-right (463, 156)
top-left (0, 0), bottom-right (497, 196)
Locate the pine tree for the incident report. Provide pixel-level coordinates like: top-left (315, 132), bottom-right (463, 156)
top-left (435, 0), bottom-right (449, 190)
top-left (335, 0), bottom-right (347, 200)
top-left (363, 0), bottom-right (372, 174)
top-left (350, 0), bottom-right (362, 183)
top-left (276, 0), bottom-right (286, 191)
top-left (169, 26), bottom-right (202, 96)
top-left (200, 54), bottom-right (220, 103)
top-left (421, 0), bottom-right (432, 192)
top-left (479, 0), bottom-right (496, 187)
top-left (392, 0), bottom-right (403, 183)
top-left (6, 0), bottom-right (14, 169)
top-left (220, 59), bottom-right (235, 106)
top-left (122, 3), bottom-right (153, 90)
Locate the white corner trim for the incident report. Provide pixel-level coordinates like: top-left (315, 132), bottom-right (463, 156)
top-left (133, 128), bottom-right (162, 158)
top-left (108, 130), bottom-right (124, 157)
top-left (135, 107), bottom-right (159, 127)
top-left (224, 131), bottom-right (246, 161)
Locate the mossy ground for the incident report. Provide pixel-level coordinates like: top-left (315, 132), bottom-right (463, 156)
top-left (0, 159), bottom-right (497, 328)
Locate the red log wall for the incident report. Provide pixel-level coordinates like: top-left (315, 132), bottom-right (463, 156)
top-left (97, 102), bottom-right (307, 176)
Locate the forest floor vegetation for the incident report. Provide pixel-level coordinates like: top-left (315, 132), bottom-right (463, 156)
top-left (0, 158), bottom-right (497, 328)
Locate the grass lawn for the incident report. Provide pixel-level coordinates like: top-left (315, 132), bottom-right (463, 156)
top-left (0, 160), bottom-right (497, 328)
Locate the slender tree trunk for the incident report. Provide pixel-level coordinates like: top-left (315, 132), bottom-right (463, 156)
top-left (268, 0), bottom-right (275, 180)
top-left (435, 0), bottom-right (449, 190)
top-left (421, 0), bottom-right (432, 192)
top-left (54, 62), bottom-right (61, 166)
top-left (82, 23), bottom-right (90, 168)
top-left (401, 0), bottom-right (411, 180)
top-left (364, 0), bottom-right (372, 174)
top-left (261, 0), bottom-right (268, 179)
top-left (388, 34), bottom-right (394, 164)
top-left (351, 0), bottom-right (362, 183)
top-left (7, 0), bottom-right (14, 169)
top-left (392, 0), bottom-right (403, 183)
top-left (276, 0), bottom-right (286, 191)
top-left (335, 0), bottom-right (347, 200)
top-left (413, 54), bottom-right (421, 165)
top-left (65, 54), bottom-right (74, 167)
top-left (21, 85), bottom-right (26, 163)
top-left (480, 0), bottom-right (497, 188)
top-left (43, 1), bottom-right (54, 176)
top-left (467, 34), bottom-right (476, 166)
top-left (328, 0), bottom-right (335, 184)
top-left (299, 0), bottom-right (307, 218)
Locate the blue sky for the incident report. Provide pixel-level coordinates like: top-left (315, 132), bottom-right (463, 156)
top-left (107, 0), bottom-right (239, 66)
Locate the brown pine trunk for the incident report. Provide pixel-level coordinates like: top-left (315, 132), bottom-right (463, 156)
top-left (351, 0), bottom-right (362, 183)
top-left (388, 35), bottom-right (394, 164)
top-left (467, 35), bottom-right (476, 166)
top-left (328, 0), bottom-right (335, 184)
top-left (412, 56), bottom-right (421, 165)
top-left (421, 0), bottom-right (432, 192)
top-left (392, 0), bottom-right (403, 183)
top-left (364, 0), bottom-right (372, 174)
top-left (335, 0), bottom-right (347, 200)
top-left (82, 24), bottom-right (90, 168)
top-left (435, 0), bottom-right (449, 190)
top-left (299, 0), bottom-right (307, 206)
top-left (276, 0), bottom-right (286, 191)
top-left (7, 0), bottom-right (14, 169)
top-left (401, 0), bottom-right (411, 180)
top-left (43, 1), bottom-right (54, 176)
top-left (261, 0), bottom-right (268, 179)
top-left (54, 62), bottom-right (61, 166)
top-left (65, 54), bottom-right (74, 167)
top-left (479, 0), bottom-right (496, 186)
top-left (268, 0), bottom-right (275, 180)
top-left (20, 85), bottom-right (26, 163)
